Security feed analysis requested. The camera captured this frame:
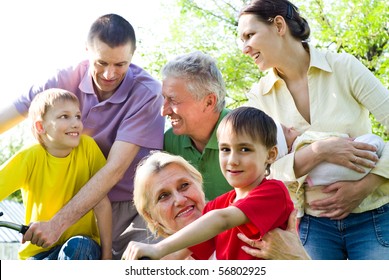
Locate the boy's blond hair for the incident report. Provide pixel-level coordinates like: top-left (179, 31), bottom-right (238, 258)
top-left (28, 88), bottom-right (79, 146)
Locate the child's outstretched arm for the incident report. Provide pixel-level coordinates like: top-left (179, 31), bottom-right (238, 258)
top-left (94, 195), bottom-right (112, 260)
top-left (122, 205), bottom-right (249, 260)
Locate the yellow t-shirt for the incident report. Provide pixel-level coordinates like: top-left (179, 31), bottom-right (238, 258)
top-left (0, 135), bottom-right (106, 259)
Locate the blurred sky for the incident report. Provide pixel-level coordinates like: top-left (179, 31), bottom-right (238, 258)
top-left (0, 0), bottom-right (173, 104)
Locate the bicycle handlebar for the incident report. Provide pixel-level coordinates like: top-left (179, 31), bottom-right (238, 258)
top-left (0, 212), bottom-right (29, 234)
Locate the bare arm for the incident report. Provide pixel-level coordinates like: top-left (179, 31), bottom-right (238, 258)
top-left (0, 104), bottom-right (26, 134)
top-left (122, 206), bottom-right (248, 260)
top-left (310, 173), bottom-right (385, 219)
top-left (294, 137), bottom-right (378, 178)
top-left (296, 137), bottom-right (384, 219)
top-left (160, 248), bottom-right (193, 260)
top-left (238, 209), bottom-right (310, 260)
top-left (24, 141), bottom-right (140, 247)
top-left (93, 195), bottom-right (112, 260)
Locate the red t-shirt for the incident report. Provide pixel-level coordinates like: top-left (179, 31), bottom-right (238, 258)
top-left (189, 178), bottom-right (294, 260)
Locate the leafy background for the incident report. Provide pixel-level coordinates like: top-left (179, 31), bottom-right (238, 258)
top-left (2, 0), bottom-right (388, 202)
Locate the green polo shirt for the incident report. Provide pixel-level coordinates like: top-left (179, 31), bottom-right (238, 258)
top-left (163, 108), bottom-right (231, 200)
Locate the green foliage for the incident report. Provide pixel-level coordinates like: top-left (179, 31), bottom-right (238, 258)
top-left (143, 0), bottom-right (258, 108)
top-left (298, 0), bottom-right (389, 140)
top-left (301, 0), bottom-right (388, 78)
top-left (177, 0), bottom-right (260, 108)
top-left (1, 1), bottom-right (388, 202)
top-left (143, 0), bottom-right (388, 140)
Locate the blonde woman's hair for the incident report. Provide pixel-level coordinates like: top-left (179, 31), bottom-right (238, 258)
top-left (28, 88), bottom-right (80, 147)
top-left (134, 151), bottom-right (204, 237)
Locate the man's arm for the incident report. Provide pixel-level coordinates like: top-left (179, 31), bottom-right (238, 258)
top-left (0, 104), bottom-right (26, 134)
top-left (24, 140), bottom-right (140, 247)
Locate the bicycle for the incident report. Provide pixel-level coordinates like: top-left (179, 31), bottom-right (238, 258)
top-left (0, 211), bottom-right (29, 234)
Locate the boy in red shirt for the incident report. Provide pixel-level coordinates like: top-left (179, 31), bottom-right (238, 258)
top-left (125, 107), bottom-right (293, 260)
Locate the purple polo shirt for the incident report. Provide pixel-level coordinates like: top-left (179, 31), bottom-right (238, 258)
top-left (15, 60), bottom-right (165, 201)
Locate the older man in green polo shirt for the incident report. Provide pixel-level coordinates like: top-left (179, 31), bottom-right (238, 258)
top-left (161, 51), bottom-right (231, 200)
top-left (158, 50), bottom-right (311, 260)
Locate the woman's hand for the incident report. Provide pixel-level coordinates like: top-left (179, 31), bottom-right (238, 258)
top-left (314, 136), bottom-right (378, 172)
top-left (237, 210), bottom-right (310, 260)
top-left (310, 173), bottom-right (385, 219)
top-left (121, 241), bottom-right (158, 260)
top-left (294, 136), bottom-right (378, 179)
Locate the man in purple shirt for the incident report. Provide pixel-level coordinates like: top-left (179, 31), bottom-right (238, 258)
top-left (0, 14), bottom-right (164, 259)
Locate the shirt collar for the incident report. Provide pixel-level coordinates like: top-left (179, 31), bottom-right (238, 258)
top-left (308, 44), bottom-right (332, 73)
top-left (79, 62), bottom-right (134, 104)
top-left (261, 44), bottom-right (332, 95)
top-left (183, 108), bottom-right (231, 150)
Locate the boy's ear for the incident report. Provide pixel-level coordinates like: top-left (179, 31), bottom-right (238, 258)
top-left (34, 121), bottom-right (45, 134)
top-left (267, 145), bottom-right (278, 164)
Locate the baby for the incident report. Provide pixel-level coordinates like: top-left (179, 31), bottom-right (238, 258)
top-left (275, 122), bottom-right (384, 187)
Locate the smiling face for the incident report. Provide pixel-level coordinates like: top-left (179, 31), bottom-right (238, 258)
top-left (87, 38), bottom-right (133, 100)
top-left (161, 76), bottom-right (210, 137)
top-left (39, 100), bottom-right (83, 157)
top-left (147, 163), bottom-right (206, 236)
top-left (218, 123), bottom-right (277, 198)
top-left (238, 14), bottom-right (280, 71)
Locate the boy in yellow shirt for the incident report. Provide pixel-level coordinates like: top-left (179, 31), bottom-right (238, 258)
top-left (0, 88), bottom-right (112, 259)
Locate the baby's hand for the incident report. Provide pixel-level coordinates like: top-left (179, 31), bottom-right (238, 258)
top-left (121, 241), bottom-right (158, 260)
